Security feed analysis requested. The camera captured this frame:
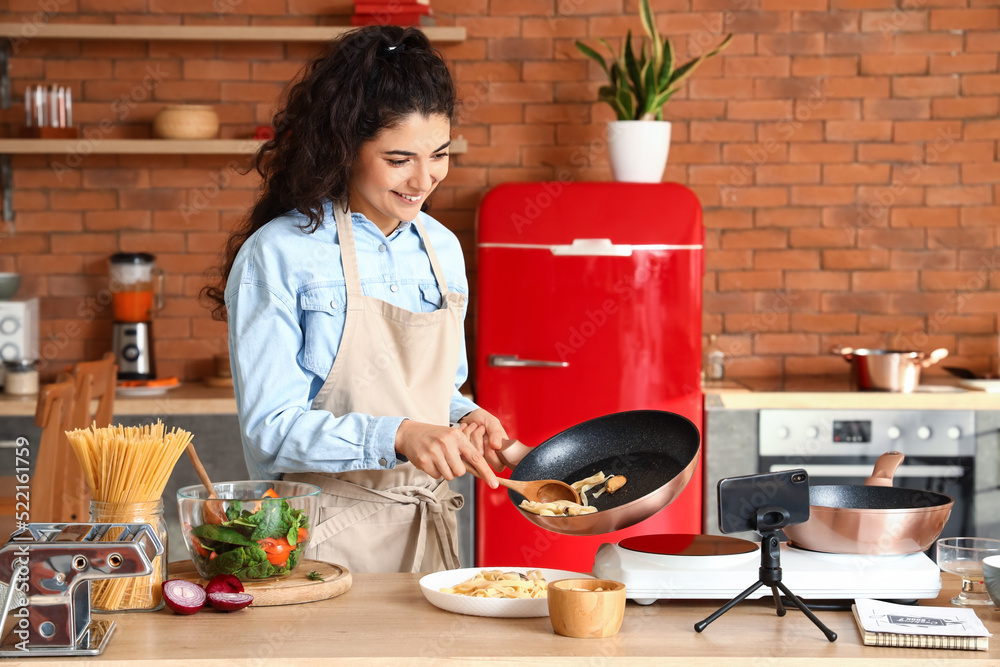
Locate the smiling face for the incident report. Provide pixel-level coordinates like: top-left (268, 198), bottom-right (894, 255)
top-left (348, 112), bottom-right (451, 236)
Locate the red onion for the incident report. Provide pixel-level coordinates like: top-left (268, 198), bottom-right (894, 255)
top-left (162, 579), bottom-right (206, 615)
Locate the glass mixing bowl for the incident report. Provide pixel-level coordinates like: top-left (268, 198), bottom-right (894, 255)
top-left (177, 480), bottom-right (321, 581)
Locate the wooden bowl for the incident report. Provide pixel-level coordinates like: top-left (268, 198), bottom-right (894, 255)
top-left (153, 104), bottom-right (219, 139)
top-left (547, 578), bottom-right (626, 638)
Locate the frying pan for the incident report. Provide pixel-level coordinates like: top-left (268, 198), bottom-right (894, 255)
top-left (782, 451), bottom-right (954, 555)
top-left (495, 410), bottom-right (701, 536)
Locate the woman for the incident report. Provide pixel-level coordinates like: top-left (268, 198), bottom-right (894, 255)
top-left (204, 25), bottom-right (507, 573)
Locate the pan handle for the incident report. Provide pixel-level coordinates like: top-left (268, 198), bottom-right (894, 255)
top-left (831, 346), bottom-right (854, 361)
top-left (496, 439), bottom-right (533, 469)
top-left (918, 348), bottom-right (949, 368)
top-left (864, 451), bottom-right (904, 487)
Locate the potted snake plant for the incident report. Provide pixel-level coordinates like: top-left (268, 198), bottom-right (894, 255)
top-left (576, 0), bottom-right (732, 182)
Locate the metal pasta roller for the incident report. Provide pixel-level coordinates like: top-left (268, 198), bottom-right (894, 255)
top-left (0, 522), bottom-right (163, 658)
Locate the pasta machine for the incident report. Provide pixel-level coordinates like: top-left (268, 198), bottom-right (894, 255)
top-left (0, 522), bottom-right (163, 657)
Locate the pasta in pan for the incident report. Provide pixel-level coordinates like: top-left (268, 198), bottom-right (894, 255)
top-left (440, 569), bottom-right (548, 598)
top-left (518, 471), bottom-right (628, 516)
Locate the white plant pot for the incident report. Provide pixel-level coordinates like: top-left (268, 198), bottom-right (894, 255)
top-left (607, 120), bottom-right (672, 183)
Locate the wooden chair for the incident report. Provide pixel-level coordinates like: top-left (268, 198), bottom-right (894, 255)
top-left (30, 380), bottom-right (89, 522)
top-left (70, 351), bottom-right (118, 429)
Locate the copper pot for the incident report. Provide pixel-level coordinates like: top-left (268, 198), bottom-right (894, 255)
top-left (833, 347), bottom-right (948, 392)
top-left (782, 452), bottom-right (954, 555)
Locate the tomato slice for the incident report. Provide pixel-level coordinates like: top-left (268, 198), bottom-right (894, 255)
top-left (192, 538), bottom-right (209, 558)
top-left (262, 488), bottom-right (279, 499)
top-left (297, 527), bottom-right (308, 544)
top-left (265, 551), bottom-right (288, 567)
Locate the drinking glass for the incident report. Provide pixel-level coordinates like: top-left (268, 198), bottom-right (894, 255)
top-left (935, 537), bottom-right (1000, 606)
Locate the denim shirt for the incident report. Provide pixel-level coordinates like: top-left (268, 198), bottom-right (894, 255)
top-left (225, 201), bottom-right (479, 480)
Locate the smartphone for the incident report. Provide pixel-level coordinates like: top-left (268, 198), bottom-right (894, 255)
top-left (717, 469), bottom-right (810, 534)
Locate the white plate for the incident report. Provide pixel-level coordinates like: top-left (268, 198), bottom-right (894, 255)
top-left (116, 384), bottom-right (179, 397)
top-left (959, 379), bottom-right (1000, 393)
top-left (419, 567), bottom-right (592, 618)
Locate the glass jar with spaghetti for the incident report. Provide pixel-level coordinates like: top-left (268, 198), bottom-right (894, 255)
top-left (88, 499), bottom-right (168, 612)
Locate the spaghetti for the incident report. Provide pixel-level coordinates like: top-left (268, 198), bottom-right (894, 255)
top-left (66, 421), bottom-right (193, 611)
top-left (440, 570), bottom-right (548, 598)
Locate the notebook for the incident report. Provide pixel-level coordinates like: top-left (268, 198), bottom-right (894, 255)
top-left (852, 598), bottom-right (991, 651)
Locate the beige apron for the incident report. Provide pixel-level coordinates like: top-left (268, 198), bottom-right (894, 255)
top-left (285, 203), bottom-right (465, 573)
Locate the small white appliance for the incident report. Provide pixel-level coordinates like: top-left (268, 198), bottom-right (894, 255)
top-left (593, 534), bottom-right (942, 605)
top-left (0, 296), bottom-right (39, 362)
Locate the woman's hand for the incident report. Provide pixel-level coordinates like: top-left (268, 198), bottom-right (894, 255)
top-left (458, 408), bottom-right (509, 473)
top-left (395, 420), bottom-right (500, 488)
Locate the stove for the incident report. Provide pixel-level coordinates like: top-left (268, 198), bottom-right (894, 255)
top-left (592, 534), bottom-right (942, 605)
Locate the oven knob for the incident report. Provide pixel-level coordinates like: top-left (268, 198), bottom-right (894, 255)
top-left (947, 426), bottom-right (962, 440)
top-left (806, 426), bottom-right (819, 439)
top-left (776, 426), bottom-right (790, 439)
top-left (917, 426), bottom-right (932, 440)
top-left (0, 316), bottom-right (19, 335)
top-left (887, 426), bottom-right (901, 440)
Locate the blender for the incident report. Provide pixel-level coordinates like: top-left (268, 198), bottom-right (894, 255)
top-left (109, 253), bottom-right (164, 380)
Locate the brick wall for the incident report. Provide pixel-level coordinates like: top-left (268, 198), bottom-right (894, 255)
top-left (1, 0), bottom-right (998, 383)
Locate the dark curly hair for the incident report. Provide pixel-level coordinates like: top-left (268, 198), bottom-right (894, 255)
top-left (203, 25), bottom-right (457, 319)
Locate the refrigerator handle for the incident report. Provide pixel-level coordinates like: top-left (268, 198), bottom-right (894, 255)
top-left (488, 354), bottom-right (569, 368)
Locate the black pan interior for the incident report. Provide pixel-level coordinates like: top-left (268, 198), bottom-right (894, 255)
top-left (508, 410), bottom-right (700, 512)
top-left (810, 485), bottom-right (952, 510)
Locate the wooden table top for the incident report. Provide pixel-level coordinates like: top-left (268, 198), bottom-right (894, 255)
top-left (8, 571), bottom-right (998, 665)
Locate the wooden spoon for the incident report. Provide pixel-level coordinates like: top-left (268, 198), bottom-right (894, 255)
top-left (468, 468), bottom-right (581, 505)
top-left (185, 442), bottom-right (227, 525)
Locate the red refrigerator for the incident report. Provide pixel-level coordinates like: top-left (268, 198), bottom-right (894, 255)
top-left (474, 181), bottom-right (705, 572)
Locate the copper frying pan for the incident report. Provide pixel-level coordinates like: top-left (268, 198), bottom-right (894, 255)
top-left (495, 410), bottom-right (701, 536)
top-left (782, 451), bottom-right (954, 555)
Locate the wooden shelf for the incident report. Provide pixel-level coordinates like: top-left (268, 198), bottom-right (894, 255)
top-left (0, 136), bottom-right (467, 155)
top-left (0, 138), bottom-right (261, 154)
top-left (0, 23), bottom-right (466, 43)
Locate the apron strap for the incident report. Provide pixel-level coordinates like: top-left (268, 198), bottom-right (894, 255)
top-left (297, 472), bottom-right (463, 572)
top-left (411, 216), bottom-right (451, 298)
top-left (332, 202), bottom-right (365, 302)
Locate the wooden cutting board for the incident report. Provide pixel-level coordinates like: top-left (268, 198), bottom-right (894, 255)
top-left (168, 559), bottom-right (351, 607)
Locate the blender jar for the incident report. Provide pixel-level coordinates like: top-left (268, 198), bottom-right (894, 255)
top-left (110, 253), bottom-right (165, 322)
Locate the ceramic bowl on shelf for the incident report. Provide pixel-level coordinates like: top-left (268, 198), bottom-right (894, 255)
top-left (177, 480), bottom-right (320, 581)
top-left (153, 105), bottom-right (219, 139)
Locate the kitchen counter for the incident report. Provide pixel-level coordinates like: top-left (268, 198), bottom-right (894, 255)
top-left (3, 377), bottom-right (997, 417)
top-left (704, 376), bottom-right (1000, 410)
top-left (10, 572), bottom-right (997, 665)
top-left (0, 384), bottom-right (237, 417)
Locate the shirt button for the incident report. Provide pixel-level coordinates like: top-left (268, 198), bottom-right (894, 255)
top-left (378, 244), bottom-right (387, 252)
top-left (389, 284), bottom-right (399, 292)
top-left (330, 300), bottom-right (337, 308)
top-left (378, 457), bottom-right (388, 466)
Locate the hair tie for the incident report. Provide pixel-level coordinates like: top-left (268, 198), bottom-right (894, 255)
top-left (383, 43), bottom-right (404, 55)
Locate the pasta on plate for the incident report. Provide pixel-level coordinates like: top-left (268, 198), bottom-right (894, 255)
top-left (440, 569), bottom-right (548, 598)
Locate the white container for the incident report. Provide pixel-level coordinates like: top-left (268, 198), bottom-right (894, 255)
top-left (607, 120), bottom-right (671, 183)
top-left (4, 359), bottom-right (38, 395)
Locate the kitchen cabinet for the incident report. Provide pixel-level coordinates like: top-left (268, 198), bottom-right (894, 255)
top-left (0, 22), bottom-right (468, 222)
top-left (7, 572), bottom-right (997, 664)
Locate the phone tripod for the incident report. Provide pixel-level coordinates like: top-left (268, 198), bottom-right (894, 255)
top-left (694, 506), bottom-right (838, 642)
